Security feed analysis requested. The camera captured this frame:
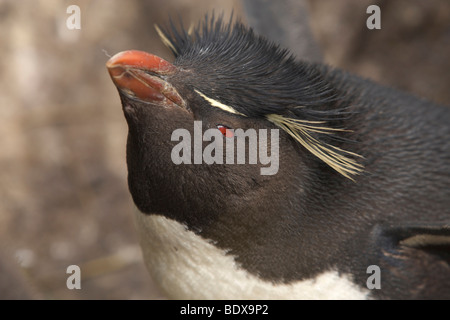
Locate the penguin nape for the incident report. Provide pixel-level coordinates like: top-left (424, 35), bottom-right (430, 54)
top-left (106, 16), bottom-right (450, 300)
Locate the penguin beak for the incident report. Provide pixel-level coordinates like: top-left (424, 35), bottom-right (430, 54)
top-left (106, 50), bottom-right (186, 109)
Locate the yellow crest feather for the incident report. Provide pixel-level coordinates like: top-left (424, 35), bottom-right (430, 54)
top-left (154, 24), bottom-right (178, 55)
top-left (195, 90), bottom-right (246, 117)
top-left (266, 114), bottom-right (364, 180)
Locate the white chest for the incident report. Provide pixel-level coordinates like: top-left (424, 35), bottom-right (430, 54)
top-left (134, 212), bottom-right (369, 299)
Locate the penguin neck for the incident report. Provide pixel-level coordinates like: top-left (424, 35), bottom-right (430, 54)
top-left (134, 211), bottom-right (370, 299)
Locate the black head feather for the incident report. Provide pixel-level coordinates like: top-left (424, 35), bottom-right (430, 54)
top-left (157, 15), bottom-right (364, 178)
top-left (160, 15), bottom-right (336, 115)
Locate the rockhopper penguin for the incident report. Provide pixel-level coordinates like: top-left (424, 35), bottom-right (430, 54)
top-left (106, 16), bottom-right (450, 299)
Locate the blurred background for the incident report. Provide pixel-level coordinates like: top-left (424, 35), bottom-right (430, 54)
top-left (0, 0), bottom-right (449, 299)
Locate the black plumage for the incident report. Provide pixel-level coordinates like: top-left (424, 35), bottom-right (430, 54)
top-left (107, 15), bottom-right (450, 299)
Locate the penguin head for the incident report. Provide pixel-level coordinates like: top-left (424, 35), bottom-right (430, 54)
top-left (106, 16), bottom-right (363, 230)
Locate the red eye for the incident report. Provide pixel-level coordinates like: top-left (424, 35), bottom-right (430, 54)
top-left (217, 125), bottom-right (234, 138)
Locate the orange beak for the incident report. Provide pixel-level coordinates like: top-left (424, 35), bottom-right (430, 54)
top-left (106, 50), bottom-right (185, 108)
